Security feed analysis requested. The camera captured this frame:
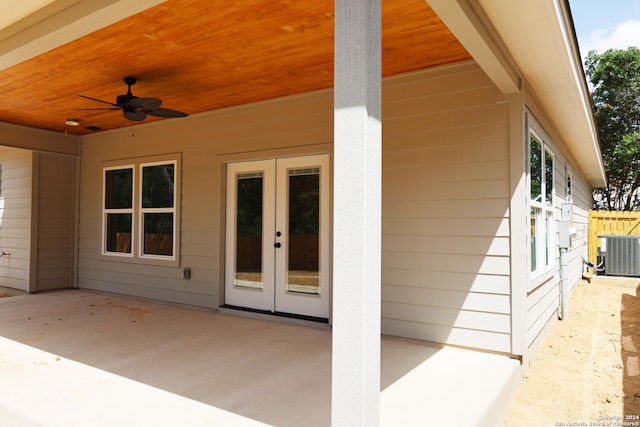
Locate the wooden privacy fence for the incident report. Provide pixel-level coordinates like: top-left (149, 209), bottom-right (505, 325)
top-left (588, 210), bottom-right (640, 262)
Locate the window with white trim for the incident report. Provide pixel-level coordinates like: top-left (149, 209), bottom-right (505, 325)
top-left (529, 133), bottom-right (554, 278)
top-left (102, 155), bottom-right (180, 263)
top-left (104, 166), bottom-right (134, 256)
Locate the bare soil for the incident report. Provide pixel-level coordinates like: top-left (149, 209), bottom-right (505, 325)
top-left (503, 277), bottom-right (640, 426)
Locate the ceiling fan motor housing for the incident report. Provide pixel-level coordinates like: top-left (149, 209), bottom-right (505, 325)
top-left (123, 76), bottom-right (137, 86)
top-left (118, 77), bottom-right (137, 107)
top-left (117, 93), bottom-right (137, 107)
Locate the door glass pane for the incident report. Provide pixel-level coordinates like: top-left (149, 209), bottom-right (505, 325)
top-left (235, 173), bottom-right (263, 289)
top-left (287, 168), bottom-right (320, 295)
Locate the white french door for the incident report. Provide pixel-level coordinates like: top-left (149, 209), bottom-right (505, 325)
top-left (224, 155), bottom-right (330, 319)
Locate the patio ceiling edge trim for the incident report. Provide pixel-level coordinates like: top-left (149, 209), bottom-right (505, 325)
top-left (0, 0), bottom-right (166, 71)
top-left (0, 121), bottom-right (79, 156)
top-left (426, 0), bottom-right (521, 95)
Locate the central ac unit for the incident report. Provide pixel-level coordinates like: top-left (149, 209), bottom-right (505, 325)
top-left (597, 235), bottom-right (640, 276)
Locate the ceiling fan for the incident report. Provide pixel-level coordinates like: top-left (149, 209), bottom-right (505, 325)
top-left (77, 77), bottom-right (188, 122)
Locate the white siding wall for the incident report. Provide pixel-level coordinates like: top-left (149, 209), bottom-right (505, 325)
top-left (78, 62), bottom-right (515, 352)
top-left (77, 91), bottom-right (335, 307)
top-left (380, 63), bottom-right (513, 353)
top-left (564, 161), bottom-right (592, 292)
top-left (524, 107), bottom-right (593, 349)
top-left (77, 61), bottom-right (595, 355)
top-left (33, 153), bottom-right (77, 291)
top-left (0, 148), bottom-right (32, 291)
top-left (566, 170), bottom-right (591, 291)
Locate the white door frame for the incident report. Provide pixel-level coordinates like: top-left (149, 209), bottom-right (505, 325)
top-left (224, 154), bottom-right (330, 319)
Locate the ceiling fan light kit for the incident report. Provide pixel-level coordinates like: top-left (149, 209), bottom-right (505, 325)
top-left (77, 77), bottom-right (189, 122)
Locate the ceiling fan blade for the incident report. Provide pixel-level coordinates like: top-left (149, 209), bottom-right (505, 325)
top-left (77, 94), bottom-right (120, 108)
top-left (77, 107), bottom-right (121, 111)
top-left (145, 107), bottom-right (188, 118)
top-left (123, 110), bottom-right (147, 121)
top-left (129, 97), bottom-right (162, 110)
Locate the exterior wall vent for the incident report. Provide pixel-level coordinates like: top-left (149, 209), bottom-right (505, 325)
top-left (597, 235), bottom-right (640, 276)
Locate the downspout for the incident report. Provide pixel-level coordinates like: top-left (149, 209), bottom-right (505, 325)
top-left (559, 246), bottom-right (569, 320)
top-left (558, 203), bottom-right (573, 320)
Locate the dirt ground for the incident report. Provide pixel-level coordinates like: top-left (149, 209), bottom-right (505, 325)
top-left (503, 276), bottom-right (640, 427)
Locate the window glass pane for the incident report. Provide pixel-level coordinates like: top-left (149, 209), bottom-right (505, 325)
top-left (106, 213), bottom-right (132, 253)
top-left (530, 137), bottom-right (542, 202)
top-left (530, 208), bottom-right (537, 272)
top-left (105, 168), bottom-right (132, 209)
top-left (142, 164), bottom-right (175, 208)
top-left (143, 213), bottom-right (174, 256)
top-left (235, 175), bottom-right (263, 289)
top-left (545, 150), bottom-right (553, 205)
top-left (546, 211), bottom-right (553, 266)
top-left (287, 169), bottom-right (320, 295)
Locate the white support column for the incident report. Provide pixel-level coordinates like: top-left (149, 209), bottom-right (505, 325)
top-left (332, 0), bottom-right (382, 426)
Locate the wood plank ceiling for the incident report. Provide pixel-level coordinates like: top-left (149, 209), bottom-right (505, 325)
top-left (0, 0), bottom-right (470, 135)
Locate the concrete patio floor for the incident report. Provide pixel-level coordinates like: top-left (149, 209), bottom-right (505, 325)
top-left (0, 290), bottom-right (520, 426)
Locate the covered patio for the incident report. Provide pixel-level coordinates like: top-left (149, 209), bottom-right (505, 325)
top-left (0, 290), bottom-right (519, 426)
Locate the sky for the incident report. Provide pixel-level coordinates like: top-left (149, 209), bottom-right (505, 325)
top-left (569, 0), bottom-right (640, 62)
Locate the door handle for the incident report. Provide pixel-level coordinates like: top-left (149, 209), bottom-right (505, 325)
top-left (274, 242), bottom-right (281, 248)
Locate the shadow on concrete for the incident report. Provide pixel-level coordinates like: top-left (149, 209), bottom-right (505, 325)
top-left (0, 289), bottom-right (519, 427)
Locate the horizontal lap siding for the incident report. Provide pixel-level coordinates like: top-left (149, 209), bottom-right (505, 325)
top-left (78, 62), bottom-right (517, 352)
top-left (525, 157), bottom-right (564, 347)
top-left (0, 148), bottom-right (32, 291)
top-left (381, 63), bottom-right (512, 353)
top-left (524, 113), bottom-right (593, 349)
top-left (568, 171), bottom-right (591, 296)
top-left (35, 154), bottom-right (76, 291)
top-left (526, 275), bottom-right (559, 345)
top-left (78, 91), bottom-right (333, 308)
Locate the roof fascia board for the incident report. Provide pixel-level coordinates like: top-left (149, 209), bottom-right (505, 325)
top-left (553, 0), bottom-right (606, 186)
top-left (426, 0), bottom-right (521, 94)
top-left (0, 0), bottom-right (166, 71)
top-left (478, 0), bottom-right (605, 187)
top-left (524, 86), bottom-right (600, 187)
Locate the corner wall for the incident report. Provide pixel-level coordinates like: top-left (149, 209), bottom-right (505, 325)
top-left (380, 62), bottom-right (513, 353)
top-left (523, 96), bottom-right (593, 352)
top-left (77, 61), bottom-right (517, 353)
top-left (31, 152), bottom-right (78, 291)
top-left (0, 148), bottom-right (33, 291)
